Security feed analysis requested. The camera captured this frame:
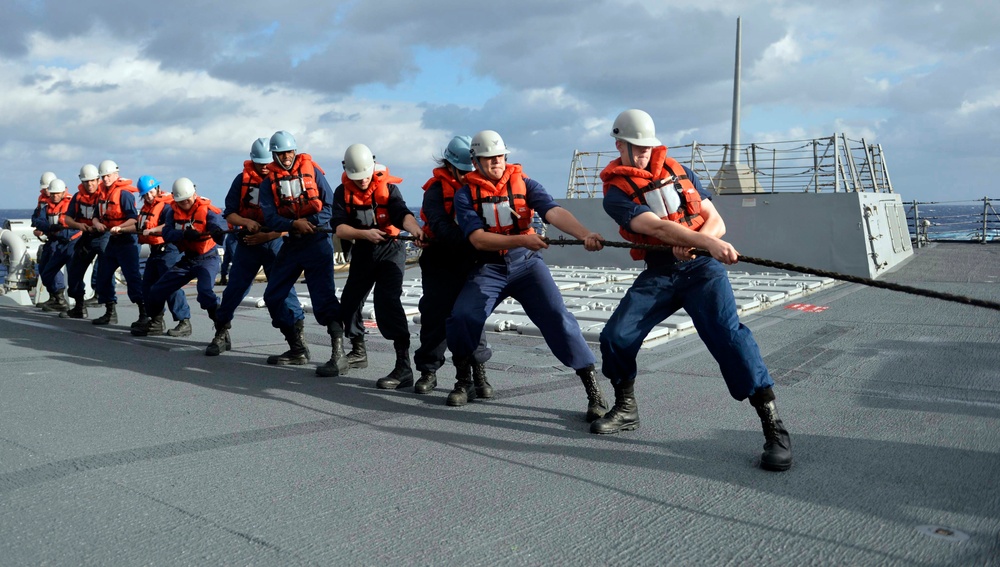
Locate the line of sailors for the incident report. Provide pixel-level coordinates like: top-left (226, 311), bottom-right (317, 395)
top-left (29, 111), bottom-right (792, 471)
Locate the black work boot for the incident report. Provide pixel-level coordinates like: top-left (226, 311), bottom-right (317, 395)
top-left (130, 303), bottom-right (149, 329)
top-left (267, 319), bottom-right (310, 366)
top-left (376, 339), bottom-right (415, 389)
top-left (131, 313), bottom-right (166, 337)
top-left (268, 321), bottom-right (309, 365)
top-left (446, 356), bottom-right (475, 407)
top-left (576, 365), bottom-right (609, 422)
top-left (749, 388), bottom-right (793, 472)
top-left (205, 321), bottom-right (232, 356)
top-left (146, 314), bottom-right (165, 336)
top-left (42, 290), bottom-right (69, 313)
top-left (167, 319), bottom-right (192, 337)
top-left (345, 337), bottom-right (368, 369)
top-left (473, 362), bottom-right (494, 399)
top-left (316, 322), bottom-right (348, 377)
top-left (413, 371), bottom-right (437, 394)
top-left (92, 302), bottom-right (117, 325)
top-left (590, 380), bottom-right (639, 434)
top-left (60, 296), bottom-right (88, 319)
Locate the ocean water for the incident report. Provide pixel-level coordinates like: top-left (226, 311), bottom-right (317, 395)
top-left (0, 209), bottom-right (35, 227)
top-left (906, 204), bottom-right (1000, 241)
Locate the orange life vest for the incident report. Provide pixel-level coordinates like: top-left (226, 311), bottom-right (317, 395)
top-left (99, 178), bottom-right (138, 229)
top-left (72, 187), bottom-right (103, 226)
top-left (37, 188), bottom-right (51, 206)
top-left (171, 197), bottom-right (222, 256)
top-left (238, 160), bottom-right (266, 223)
top-left (138, 193), bottom-right (173, 246)
top-left (465, 164), bottom-right (534, 236)
top-left (45, 198), bottom-right (80, 240)
top-left (601, 146), bottom-right (705, 261)
top-left (418, 167), bottom-right (463, 240)
top-left (341, 167), bottom-right (402, 237)
top-left (268, 153), bottom-right (323, 219)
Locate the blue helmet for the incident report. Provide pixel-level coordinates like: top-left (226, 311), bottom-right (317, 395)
top-left (269, 130), bottom-right (297, 153)
top-left (250, 137), bottom-right (271, 164)
top-left (137, 175), bottom-right (160, 196)
top-left (443, 135), bottom-right (474, 172)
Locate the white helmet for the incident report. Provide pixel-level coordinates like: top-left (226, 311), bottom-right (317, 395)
top-left (47, 179), bottom-right (67, 194)
top-left (172, 177), bottom-right (196, 201)
top-left (343, 143), bottom-right (375, 181)
top-left (611, 109), bottom-right (661, 146)
top-left (40, 171), bottom-right (57, 189)
top-left (98, 159), bottom-right (119, 177)
top-left (79, 164), bottom-right (100, 182)
top-left (470, 130), bottom-right (509, 158)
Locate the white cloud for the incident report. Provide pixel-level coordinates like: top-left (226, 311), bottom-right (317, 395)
top-left (958, 92), bottom-right (1000, 115)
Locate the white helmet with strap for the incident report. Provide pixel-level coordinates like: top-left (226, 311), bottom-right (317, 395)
top-left (343, 143), bottom-right (375, 181)
top-left (611, 109), bottom-right (661, 146)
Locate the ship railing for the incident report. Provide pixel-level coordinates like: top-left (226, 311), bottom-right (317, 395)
top-left (567, 134), bottom-right (893, 198)
top-left (906, 197), bottom-right (1000, 246)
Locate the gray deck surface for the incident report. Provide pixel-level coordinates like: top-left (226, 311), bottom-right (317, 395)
top-left (0, 242), bottom-right (998, 566)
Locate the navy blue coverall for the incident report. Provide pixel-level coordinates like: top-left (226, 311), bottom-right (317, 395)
top-left (146, 206), bottom-right (228, 317)
top-left (31, 202), bottom-right (79, 295)
top-left (259, 168), bottom-right (341, 330)
top-left (95, 190), bottom-right (143, 306)
top-left (446, 178), bottom-right (595, 371)
top-left (215, 172), bottom-right (303, 327)
top-left (600, 166), bottom-right (773, 401)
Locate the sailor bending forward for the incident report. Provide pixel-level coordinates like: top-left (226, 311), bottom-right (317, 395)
top-left (595, 109), bottom-right (792, 471)
top-left (444, 129), bottom-right (609, 421)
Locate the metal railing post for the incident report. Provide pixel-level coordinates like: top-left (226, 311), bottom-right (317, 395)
top-left (984, 197), bottom-right (990, 245)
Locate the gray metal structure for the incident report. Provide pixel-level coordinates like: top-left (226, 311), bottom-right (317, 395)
top-left (563, 132), bottom-right (913, 278)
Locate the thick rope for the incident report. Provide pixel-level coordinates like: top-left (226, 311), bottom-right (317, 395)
top-left (226, 230), bottom-right (999, 312)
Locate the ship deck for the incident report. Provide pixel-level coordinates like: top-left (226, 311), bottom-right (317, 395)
top-left (0, 242), bottom-right (998, 566)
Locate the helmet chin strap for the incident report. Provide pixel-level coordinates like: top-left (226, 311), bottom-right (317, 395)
top-left (274, 152), bottom-right (294, 171)
top-left (626, 142), bottom-right (637, 168)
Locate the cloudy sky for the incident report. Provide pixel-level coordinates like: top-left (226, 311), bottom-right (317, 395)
top-left (1, 0), bottom-right (997, 210)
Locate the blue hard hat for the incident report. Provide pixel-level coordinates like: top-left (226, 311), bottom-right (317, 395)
top-left (250, 137), bottom-right (271, 164)
top-left (269, 130), bottom-right (297, 153)
top-left (443, 135), bottom-right (474, 172)
top-left (137, 175), bottom-right (160, 196)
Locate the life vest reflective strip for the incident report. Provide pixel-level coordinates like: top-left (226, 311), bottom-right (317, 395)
top-left (268, 153), bottom-right (323, 219)
top-left (45, 198), bottom-right (81, 240)
top-left (98, 178), bottom-right (137, 228)
top-left (72, 188), bottom-right (102, 226)
top-left (601, 147), bottom-right (705, 261)
top-left (239, 160), bottom-right (266, 223)
top-left (171, 197), bottom-right (222, 256)
top-left (419, 167), bottom-right (463, 240)
top-left (465, 164), bottom-right (534, 236)
top-left (138, 194), bottom-right (172, 246)
top-left (341, 168), bottom-right (402, 237)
